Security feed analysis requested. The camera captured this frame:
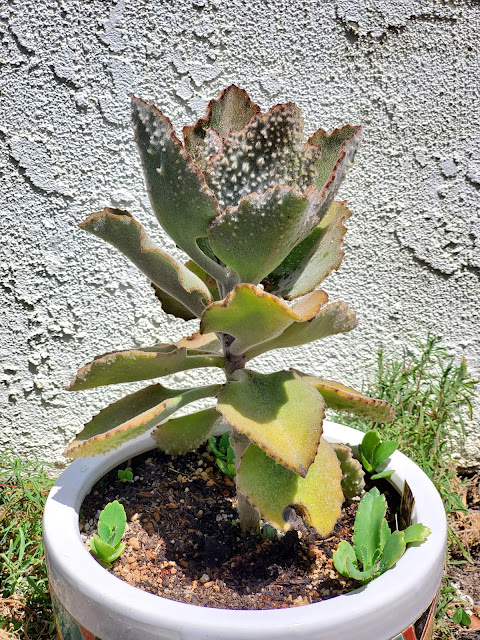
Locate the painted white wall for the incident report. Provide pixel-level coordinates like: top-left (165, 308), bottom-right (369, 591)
top-left (1, 0), bottom-right (478, 470)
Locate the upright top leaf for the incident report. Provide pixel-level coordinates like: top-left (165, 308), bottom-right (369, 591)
top-left (131, 97), bottom-right (227, 284)
top-left (131, 87), bottom-right (361, 290)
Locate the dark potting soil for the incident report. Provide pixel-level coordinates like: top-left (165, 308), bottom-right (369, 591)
top-left (80, 445), bottom-right (398, 610)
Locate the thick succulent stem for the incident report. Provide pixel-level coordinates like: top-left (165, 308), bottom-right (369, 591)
top-left (230, 430), bottom-right (261, 533)
top-left (221, 333), bottom-right (246, 379)
top-left (221, 338), bottom-right (259, 533)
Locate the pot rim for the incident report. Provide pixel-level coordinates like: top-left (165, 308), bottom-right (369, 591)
top-left (43, 421), bottom-right (446, 640)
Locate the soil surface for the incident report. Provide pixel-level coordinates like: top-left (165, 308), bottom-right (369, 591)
top-left (80, 445), bottom-right (397, 610)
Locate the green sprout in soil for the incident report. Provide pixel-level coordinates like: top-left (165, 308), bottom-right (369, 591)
top-left (90, 500), bottom-right (127, 568)
top-left (333, 487), bottom-right (430, 584)
top-left (117, 467), bottom-right (134, 483)
top-left (208, 433), bottom-right (236, 477)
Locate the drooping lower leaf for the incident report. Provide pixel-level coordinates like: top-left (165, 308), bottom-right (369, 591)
top-left (265, 201), bottom-right (352, 299)
top-left (176, 332), bottom-right (222, 353)
top-left (152, 407), bottom-right (222, 454)
top-left (201, 285), bottom-right (327, 356)
top-left (64, 383), bottom-right (221, 458)
top-left (296, 374), bottom-right (395, 424)
top-left (80, 208), bottom-right (211, 318)
top-left (345, 555), bottom-right (381, 583)
top-left (68, 344), bottom-right (224, 391)
top-left (236, 438), bottom-right (343, 536)
top-left (216, 369), bottom-right (325, 477)
top-left (245, 301), bottom-right (357, 360)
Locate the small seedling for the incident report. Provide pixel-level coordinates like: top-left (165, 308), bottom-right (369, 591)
top-left (90, 500), bottom-right (126, 568)
top-left (208, 433), bottom-right (236, 477)
top-left (358, 430), bottom-right (398, 480)
top-left (333, 487), bottom-right (430, 584)
top-left (452, 607), bottom-right (471, 627)
top-left (117, 467), bottom-right (133, 482)
top-left (261, 523), bottom-right (278, 541)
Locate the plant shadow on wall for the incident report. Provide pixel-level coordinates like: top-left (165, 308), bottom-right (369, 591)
top-left (65, 85), bottom-right (399, 540)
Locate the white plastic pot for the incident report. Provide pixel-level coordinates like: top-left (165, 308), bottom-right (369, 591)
top-left (43, 421), bottom-right (446, 640)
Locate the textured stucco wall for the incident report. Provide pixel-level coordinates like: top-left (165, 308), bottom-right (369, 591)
top-left (1, 0), bottom-right (478, 470)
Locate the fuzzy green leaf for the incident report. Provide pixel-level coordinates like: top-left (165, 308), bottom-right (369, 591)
top-left (403, 523), bottom-right (431, 545)
top-left (333, 540), bottom-right (357, 578)
top-left (379, 530), bottom-right (406, 573)
top-left (359, 430), bottom-right (381, 466)
top-left (80, 208), bottom-right (211, 317)
top-left (68, 343), bottom-right (224, 391)
top-left (97, 501), bottom-right (126, 547)
top-left (297, 376), bottom-right (395, 424)
top-left (131, 97), bottom-right (228, 284)
top-left (206, 102), bottom-right (320, 211)
top-left (309, 125), bottom-right (362, 193)
top-left (65, 383), bottom-right (221, 458)
top-left (184, 85), bottom-right (260, 169)
top-left (372, 441), bottom-right (398, 469)
top-left (216, 369), bottom-right (325, 477)
top-left (265, 201), bottom-right (352, 299)
top-left (353, 487), bottom-right (387, 571)
top-left (207, 186), bottom-right (315, 285)
top-left (152, 407), bottom-right (221, 455)
top-left (331, 443), bottom-right (365, 499)
top-left (237, 438), bottom-right (343, 536)
top-left (246, 301), bottom-right (356, 360)
top-left (201, 285), bottom-right (327, 356)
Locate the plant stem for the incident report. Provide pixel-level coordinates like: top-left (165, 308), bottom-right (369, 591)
top-left (230, 430), bottom-right (261, 532)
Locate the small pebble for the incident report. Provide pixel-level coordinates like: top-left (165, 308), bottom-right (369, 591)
top-left (129, 537), bottom-right (140, 550)
top-left (199, 573), bottom-right (210, 583)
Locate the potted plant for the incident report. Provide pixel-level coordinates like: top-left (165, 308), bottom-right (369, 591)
top-left (43, 86), bottom-right (446, 640)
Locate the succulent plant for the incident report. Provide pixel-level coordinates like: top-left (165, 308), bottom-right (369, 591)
top-left (65, 86), bottom-right (394, 537)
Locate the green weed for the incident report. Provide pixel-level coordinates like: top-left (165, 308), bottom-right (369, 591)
top-left (0, 453), bottom-right (55, 639)
top-left (333, 334), bottom-right (477, 637)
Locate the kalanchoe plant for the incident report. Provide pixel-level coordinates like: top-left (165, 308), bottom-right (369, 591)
top-left (333, 488), bottom-right (431, 584)
top-left (358, 430), bottom-right (398, 480)
top-left (65, 86), bottom-right (396, 537)
top-left (90, 501), bottom-right (126, 568)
